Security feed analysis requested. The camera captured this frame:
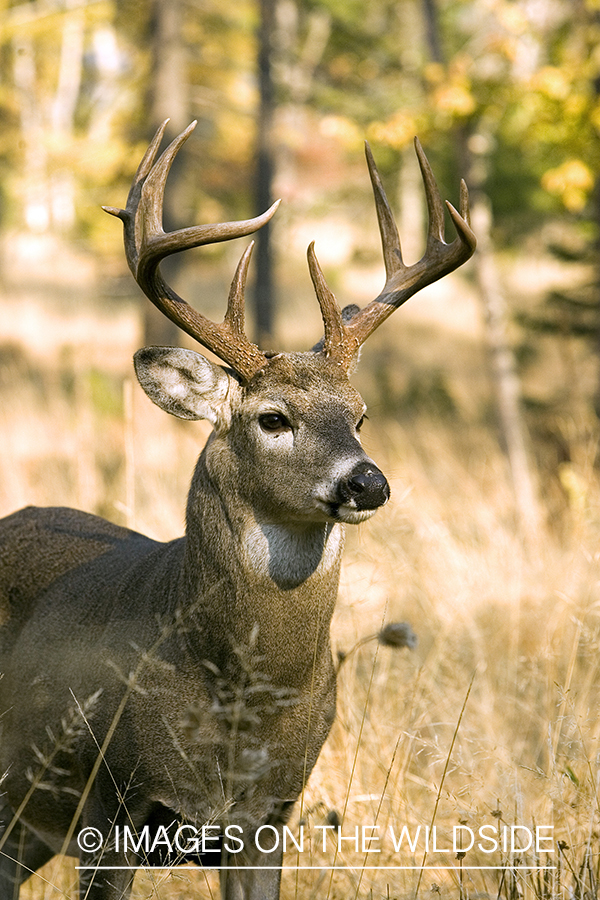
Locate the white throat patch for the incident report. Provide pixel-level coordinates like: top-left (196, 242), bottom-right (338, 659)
top-left (244, 523), bottom-right (343, 590)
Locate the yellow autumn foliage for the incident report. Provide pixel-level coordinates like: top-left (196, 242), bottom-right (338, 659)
top-left (542, 159), bottom-right (595, 212)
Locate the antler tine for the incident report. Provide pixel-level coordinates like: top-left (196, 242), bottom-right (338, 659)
top-left (136, 121), bottom-right (195, 247)
top-left (447, 179), bottom-right (474, 243)
top-left (414, 136), bottom-right (446, 245)
top-left (103, 119), bottom-right (173, 268)
top-left (102, 119), bottom-right (169, 221)
top-left (311, 138), bottom-right (476, 369)
top-left (365, 141), bottom-right (404, 275)
top-left (134, 119), bottom-right (171, 188)
top-left (307, 242), bottom-right (345, 358)
top-left (225, 242), bottom-right (255, 338)
top-left (459, 178), bottom-right (470, 222)
top-left (104, 120), bottom-right (281, 382)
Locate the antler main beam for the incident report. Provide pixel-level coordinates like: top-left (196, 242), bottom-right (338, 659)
top-left (308, 138), bottom-right (477, 370)
top-left (104, 120), bottom-right (279, 382)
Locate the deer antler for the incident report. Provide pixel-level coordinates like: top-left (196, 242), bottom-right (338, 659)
top-left (107, 123), bottom-right (474, 380)
top-left (104, 120), bottom-right (279, 382)
top-left (308, 138), bottom-right (477, 370)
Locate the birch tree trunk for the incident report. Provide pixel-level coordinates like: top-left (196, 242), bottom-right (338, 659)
top-left (13, 35), bottom-right (49, 233)
top-left (420, 0), bottom-right (542, 534)
top-left (51, 11), bottom-right (85, 232)
top-left (469, 155), bottom-right (542, 534)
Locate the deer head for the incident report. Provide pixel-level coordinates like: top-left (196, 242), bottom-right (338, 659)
top-left (104, 120), bottom-right (475, 529)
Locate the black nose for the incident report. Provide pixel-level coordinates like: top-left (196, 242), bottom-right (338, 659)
top-left (339, 461), bottom-right (390, 510)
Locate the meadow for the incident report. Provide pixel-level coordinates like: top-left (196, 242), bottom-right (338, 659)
top-left (2, 241), bottom-right (600, 900)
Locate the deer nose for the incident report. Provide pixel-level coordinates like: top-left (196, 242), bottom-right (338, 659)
top-left (340, 461), bottom-right (390, 510)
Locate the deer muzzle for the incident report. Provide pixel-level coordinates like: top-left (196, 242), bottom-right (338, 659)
top-left (338, 460), bottom-right (390, 511)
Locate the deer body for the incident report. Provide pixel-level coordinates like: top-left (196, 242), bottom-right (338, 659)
top-left (0, 352), bottom-right (378, 899)
top-left (0, 122), bottom-right (475, 899)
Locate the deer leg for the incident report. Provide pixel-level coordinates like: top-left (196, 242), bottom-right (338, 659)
top-left (220, 836), bottom-right (283, 900)
top-left (78, 861), bottom-right (135, 900)
top-left (75, 795), bottom-right (138, 900)
top-left (0, 811), bottom-right (55, 900)
top-left (77, 829), bottom-right (136, 900)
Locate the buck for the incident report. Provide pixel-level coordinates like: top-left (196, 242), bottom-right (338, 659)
top-left (0, 120), bottom-right (475, 900)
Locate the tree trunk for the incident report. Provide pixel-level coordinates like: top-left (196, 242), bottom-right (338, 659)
top-left (470, 186), bottom-right (542, 534)
top-left (13, 34), bottom-right (49, 233)
top-left (421, 0), bottom-right (444, 64)
top-left (592, 72), bottom-right (600, 423)
top-left (50, 11), bottom-right (85, 232)
top-left (420, 0), bottom-right (542, 535)
top-left (144, 0), bottom-right (189, 347)
top-left (253, 0), bottom-right (277, 346)
top-left (149, 0), bottom-right (189, 135)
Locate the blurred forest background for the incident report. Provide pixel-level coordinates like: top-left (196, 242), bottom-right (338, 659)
top-left (0, 0), bottom-right (599, 531)
top-left (4, 1), bottom-right (600, 898)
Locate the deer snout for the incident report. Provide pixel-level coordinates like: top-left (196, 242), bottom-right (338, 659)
top-left (339, 460), bottom-right (390, 510)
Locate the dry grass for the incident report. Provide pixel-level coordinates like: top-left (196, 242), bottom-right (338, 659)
top-left (3, 277), bottom-right (600, 900)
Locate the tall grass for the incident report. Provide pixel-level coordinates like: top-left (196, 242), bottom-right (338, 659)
top-left (2, 283), bottom-right (600, 900)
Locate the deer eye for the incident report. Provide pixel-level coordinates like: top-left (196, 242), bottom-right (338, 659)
top-left (259, 413), bottom-right (291, 434)
top-left (356, 414), bottom-right (367, 432)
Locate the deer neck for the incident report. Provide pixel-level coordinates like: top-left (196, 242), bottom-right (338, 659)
top-left (181, 445), bottom-right (344, 683)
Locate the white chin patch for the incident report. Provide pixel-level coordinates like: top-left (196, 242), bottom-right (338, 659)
top-left (314, 499), bottom-right (377, 524)
top-left (335, 506), bottom-right (377, 524)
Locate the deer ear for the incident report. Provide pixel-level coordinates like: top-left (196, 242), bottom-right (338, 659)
top-left (134, 347), bottom-right (239, 428)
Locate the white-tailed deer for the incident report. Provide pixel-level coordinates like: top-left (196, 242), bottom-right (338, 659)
top-left (0, 120), bottom-right (475, 900)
